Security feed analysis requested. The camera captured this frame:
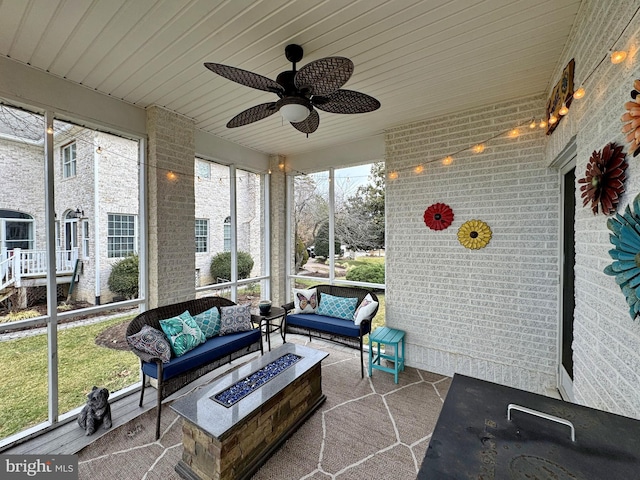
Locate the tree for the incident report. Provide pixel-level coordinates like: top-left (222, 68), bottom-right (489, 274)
top-left (108, 255), bottom-right (139, 299)
top-left (339, 162), bottom-right (385, 251)
top-left (314, 221), bottom-right (341, 258)
top-left (210, 251), bottom-right (254, 281)
top-left (294, 175), bottom-right (327, 249)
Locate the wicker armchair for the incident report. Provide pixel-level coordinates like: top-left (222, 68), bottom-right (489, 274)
top-left (126, 297), bottom-right (263, 439)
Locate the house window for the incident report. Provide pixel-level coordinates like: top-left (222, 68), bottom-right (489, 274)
top-left (196, 160), bottom-right (211, 180)
top-left (0, 211), bottom-right (34, 251)
top-left (82, 220), bottom-right (90, 258)
top-left (223, 216), bottom-right (231, 252)
top-left (195, 219), bottom-right (208, 253)
top-left (107, 214), bottom-right (137, 258)
top-left (62, 142), bottom-right (76, 178)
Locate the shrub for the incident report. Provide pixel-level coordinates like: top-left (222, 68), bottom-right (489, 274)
top-left (210, 251), bottom-right (254, 281)
top-left (295, 237), bottom-right (309, 270)
top-left (108, 255), bottom-right (139, 299)
top-left (346, 263), bottom-right (385, 284)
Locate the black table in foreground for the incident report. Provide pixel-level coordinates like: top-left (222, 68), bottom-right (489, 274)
top-left (171, 343), bottom-right (328, 480)
top-left (418, 374), bottom-right (640, 479)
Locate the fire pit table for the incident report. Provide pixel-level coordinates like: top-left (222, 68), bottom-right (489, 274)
top-left (171, 343), bottom-right (328, 480)
top-left (418, 373), bottom-right (640, 479)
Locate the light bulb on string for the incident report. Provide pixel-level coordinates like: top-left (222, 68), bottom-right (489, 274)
top-left (508, 128), bottom-right (519, 138)
top-left (46, 125), bottom-right (54, 134)
top-left (472, 144), bottom-right (485, 154)
top-left (96, 146), bottom-right (103, 154)
top-left (558, 103), bottom-right (569, 116)
top-left (442, 156), bottom-right (453, 166)
top-left (573, 86), bottom-right (585, 99)
top-left (388, 171), bottom-right (399, 180)
top-left (539, 119), bottom-right (547, 128)
top-left (549, 114), bottom-right (558, 125)
top-left (414, 164), bottom-right (424, 174)
top-left (611, 50), bottom-right (627, 64)
top-left (529, 120), bottom-right (537, 129)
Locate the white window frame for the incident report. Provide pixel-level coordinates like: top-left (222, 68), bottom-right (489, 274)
top-left (82, 219), bottom-right (90, 258)
top-left (62, 142), bottom-right (76, 178)
top-left (223, 216), bottom-right (231, 252)
top-left (107, 213), bottom-right (137, 258)
top-left (195, 218), bottom-right (209, 253)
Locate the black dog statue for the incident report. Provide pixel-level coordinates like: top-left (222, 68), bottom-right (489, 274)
top-left (78, 386), bottom-right (112, 435)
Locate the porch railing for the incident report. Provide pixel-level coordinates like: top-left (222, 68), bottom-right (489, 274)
top-left (0, 248), bottom-right (79, 289)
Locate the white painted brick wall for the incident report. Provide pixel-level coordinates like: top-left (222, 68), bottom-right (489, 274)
top-left (147, 106), bottom-right (196, 308)
top-left (543, 0), bottom-right (640, 419)
top-left (385, 95), bottom-right (557, 394)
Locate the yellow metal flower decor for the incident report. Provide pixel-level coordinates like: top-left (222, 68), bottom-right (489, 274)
top-left (604, 193), bottom-right (640, 320)
top-left (457, 219), bottom-right (492, 249)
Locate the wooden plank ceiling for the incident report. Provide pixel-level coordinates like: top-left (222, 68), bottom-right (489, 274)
top-left (0, 0), bottom-right (582, 156)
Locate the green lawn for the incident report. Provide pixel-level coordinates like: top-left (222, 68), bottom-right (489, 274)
top-left (0, 315), bottom-right (139, 439)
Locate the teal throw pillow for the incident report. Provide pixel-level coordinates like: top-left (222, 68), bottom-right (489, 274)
top-left (219, 304), bottom-right (253, 336)
top-left (317, 294), bottom-right (358, 321)
top-left (159, 310), bottom-right (206, 357)
top-left (192, 306), bottom-right (221, 339)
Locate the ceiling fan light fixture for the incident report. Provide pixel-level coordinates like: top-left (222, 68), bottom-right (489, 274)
top-left (278, 97), bottom-right (311, 123)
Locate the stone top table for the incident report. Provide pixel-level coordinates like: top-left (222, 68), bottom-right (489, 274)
top-left (171, 343), bottom-right (329, 480)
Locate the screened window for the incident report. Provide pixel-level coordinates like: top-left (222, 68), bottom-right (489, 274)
top-left (195, 219), bottom-right (208, 253)
top-left (223, 216), bottom-right (231, 252)
top-left (107, 214), bottom-right (136, 257)
top-left (62, 142), bottom-right (76, 178)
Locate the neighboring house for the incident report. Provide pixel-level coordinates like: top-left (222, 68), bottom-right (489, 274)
top-left (194, 159), bottom-right (263, 286)
top-left (0, 108), bottom-right (263, 308)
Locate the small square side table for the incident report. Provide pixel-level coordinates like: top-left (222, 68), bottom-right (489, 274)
top-left (368, 326), bottom-right (405, 383)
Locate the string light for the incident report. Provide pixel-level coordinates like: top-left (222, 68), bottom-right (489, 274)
top-left (472, 144), bottom-right (485, 154)
top-left (611, 50), bottom-right (627, 64)
top-left (508, 128), bottom-right (519, 138)
top-left (388, 171), bottom-right (398, 180)
top-left (414, 164), bottom-right (424, 174)
top-left (442, 156), bottom-right (453, 166)
top-left (166, 171), bottom-right (177, 181)
top-left (529, 120), bottom-right (537, 129)
top-left (573, 86), bottom-right (585, 99)
top-left (96, 146), bottom-right (103, 154)
top-left (558, 103), bottom-right (569, 116)
top-left (46, 125), bottom-right (54, 134)
top-left (548, 114), bottom-right (558, 125)
top-left (539, 119), bottom-right (547, 128)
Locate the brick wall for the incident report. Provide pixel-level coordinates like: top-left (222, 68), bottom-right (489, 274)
top-left (543, 0), bottom-right (640, 418)
top-left (147, 106), bottom-right (196, 307)
top-left (385, 95), bottom-right (557, 393)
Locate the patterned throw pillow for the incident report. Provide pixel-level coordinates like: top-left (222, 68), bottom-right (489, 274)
top-left (127, 325), bottom-right (172, 363)
top-left (316, 293), bottom-right (358, 321)
top-left (159, 311), bottom-right (206, 357)
top-left (192, 306), bottom-right (221, 339)
top-left (353, 293), bottom-right (379, 325)
top-left (219, 304), bottom-right (253, 336)
top-left (293, 288), bottom-right (318, 314)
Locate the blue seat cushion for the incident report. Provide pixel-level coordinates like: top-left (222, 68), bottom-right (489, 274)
top-left (142, 328), bottom-right (261, 380)
top-left (286, 313), bottom-right (369, 338)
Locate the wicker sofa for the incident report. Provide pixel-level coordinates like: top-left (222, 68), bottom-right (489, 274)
top-left (126, 297), bottom-right (263, 439)
top-left (282, 284), bottom-right (379, 378)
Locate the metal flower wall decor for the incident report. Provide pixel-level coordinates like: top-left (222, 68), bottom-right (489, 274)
top-left (423, 203), bottom-right (454, 230)
top-left (578, 142), bottom-right (627, 215)
top-left (457, 219), bottom-right (492, 249)
top-left (621, 79), bottom-right (640, 157)
top-left (604, 193), bottom-right (640, 320)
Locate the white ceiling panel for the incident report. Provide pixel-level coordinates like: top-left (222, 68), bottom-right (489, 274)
top-left (0, 0), bottom-right (582, 156)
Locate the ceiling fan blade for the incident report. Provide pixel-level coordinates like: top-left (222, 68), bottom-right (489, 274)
top-left (204, 63), bottom-right (284, 94)
top-left (291, 109), bottom-right (320, 134)
top-left (294, 57), bottom-right (353, 96)
top-left (313, 89), bottom-right (380, 114)
top-left (227, 102), bottom-right (277, 128)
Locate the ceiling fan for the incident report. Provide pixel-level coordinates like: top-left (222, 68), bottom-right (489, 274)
top-left (204, 44), bottom-right (380, 135)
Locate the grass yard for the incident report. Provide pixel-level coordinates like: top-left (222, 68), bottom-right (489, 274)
top-left (0, 315), bottom-right (139, 439)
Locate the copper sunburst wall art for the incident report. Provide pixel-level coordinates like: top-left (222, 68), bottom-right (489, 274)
top-left (621, 79), bottom-right (640, 157)
top-left (578, 142), bottom-right (627, 215)
top-left (424, 203), bottom-right (454, 230)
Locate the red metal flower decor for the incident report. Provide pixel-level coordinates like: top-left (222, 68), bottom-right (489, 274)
top-left (621, 79), bottom-right (640, 157)
top-left (578, 142), bottom-right (627, 215)
top-left (423, 203), bottom-right (454, 230)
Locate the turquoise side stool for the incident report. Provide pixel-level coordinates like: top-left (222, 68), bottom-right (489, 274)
top-left (368, 326), bottom-right (405, 383)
